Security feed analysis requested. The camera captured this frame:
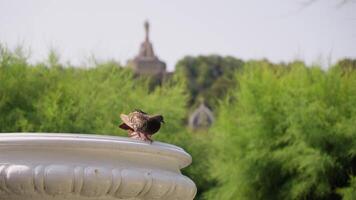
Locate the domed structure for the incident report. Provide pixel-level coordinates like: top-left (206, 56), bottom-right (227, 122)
top-left (128, 21), bottom-right (166, 81)
top-left (188, 103), bottom-right (214, 130)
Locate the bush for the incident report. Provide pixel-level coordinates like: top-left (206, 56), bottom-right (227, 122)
top-left (0, 47), bottom-right (188, 136)
top-left (208, 61), bottom-right (356, 200)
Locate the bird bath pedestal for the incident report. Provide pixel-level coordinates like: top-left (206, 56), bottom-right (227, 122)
top-left (0, 133), bottom-right (196, 200)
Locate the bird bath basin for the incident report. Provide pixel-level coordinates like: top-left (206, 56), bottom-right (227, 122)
top-left (0, 133), bottom-right (196, 200)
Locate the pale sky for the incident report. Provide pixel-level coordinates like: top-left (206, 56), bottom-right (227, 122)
top-left (0, 0), bottom-right (355, 70)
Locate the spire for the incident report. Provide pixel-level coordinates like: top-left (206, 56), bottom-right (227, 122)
top-left (144, 20), bottom-right (150, 42)
top-left (129, 20), bottom-right (167, 80)
top-left (137, 20), bottom-right (155, 58)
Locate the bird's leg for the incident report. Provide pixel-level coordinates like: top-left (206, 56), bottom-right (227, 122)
top-left (128, 130), bottom-right (135, 137)
top-left (132, 131), bottom-right (146, 141)
top-left (143, 133), bottom-right (153, 143)
top-left (128, 131), bottom-right (143, 140)
top-left (136, 131), bottom-right (142, 138)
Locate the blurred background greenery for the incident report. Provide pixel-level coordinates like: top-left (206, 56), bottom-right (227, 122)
top-left (1, 45), bottom-right (356, 200)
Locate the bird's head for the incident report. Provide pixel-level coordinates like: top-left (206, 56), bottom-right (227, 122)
top-left (153, 115), bottom-right (165, 124)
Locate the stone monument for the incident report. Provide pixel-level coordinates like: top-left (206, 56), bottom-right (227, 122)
top-left (128, 21), bottom-right (166, 82)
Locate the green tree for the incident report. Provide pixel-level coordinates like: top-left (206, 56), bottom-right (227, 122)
top-left (208, 61), bottom-right (356, 200)
top-left (0, 46), bottom-right (188, 137)
top-left (338, 176), bottom-right (356, 200)
top-left (175, 55), bottom-right (243, 108)
top-left (337, 58), bottom-right (356, 72)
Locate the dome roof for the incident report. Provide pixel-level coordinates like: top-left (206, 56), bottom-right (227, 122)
top-left (188, 103), bottom-right (214, 129)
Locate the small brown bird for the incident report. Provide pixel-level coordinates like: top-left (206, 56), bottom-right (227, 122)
top-left (119, 109), bottom-right (164, 143)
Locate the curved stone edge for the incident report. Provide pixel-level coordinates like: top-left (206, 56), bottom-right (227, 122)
top-left (0, 164), bottom-right (196, 200)
top-left (0, 133), bottom-right (192, 169)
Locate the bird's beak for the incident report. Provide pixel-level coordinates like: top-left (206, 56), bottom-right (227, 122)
top-left (162, 120), bottom-right (165, 124)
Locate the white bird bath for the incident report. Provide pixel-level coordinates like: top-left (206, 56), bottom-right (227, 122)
top-left (0, 133), bottom-right (196, 200)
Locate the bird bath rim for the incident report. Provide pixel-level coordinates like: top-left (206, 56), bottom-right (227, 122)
top-left (0, 133), bottom-right (197, 200)
top-left (0, 133), bottom-right (192, 169)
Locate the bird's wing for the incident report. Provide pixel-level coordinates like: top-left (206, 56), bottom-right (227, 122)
top-left (119, 123), bottom-right (133, 130)
top-left (130, 112), bottom-right (149, 131)
top-left (120, 114), bottom-right (133, 128)
top-left (121, 112), bottom-right (149, 132)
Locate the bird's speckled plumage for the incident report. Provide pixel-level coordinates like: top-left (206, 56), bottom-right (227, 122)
top-left (119, 110), bottom-right (164, 143)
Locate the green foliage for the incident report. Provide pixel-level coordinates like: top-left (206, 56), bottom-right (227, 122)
top-left (0, 47), bottom-right (188, 137)
top-left (2, 45), bottom-right (356, 200)
top-left (0, 46), bottom-right (216, 200)
top-left (336, 58), bottom-right (356, 72)
top-left (208, 61), bottom-right (356, 200)
top-left (175, 55), bottom-right (243, 108)
top-left (338, 176), bottom-right (356, 200)
top-left (168, 130), bottom-right (216, 200)
top-left (0, 46), bottom-right (213, 199)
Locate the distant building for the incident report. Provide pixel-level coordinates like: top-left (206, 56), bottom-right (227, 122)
top-left (189, 103), bottom-right (214, 130)
top-left (128, 21), bottom-right (166, 82)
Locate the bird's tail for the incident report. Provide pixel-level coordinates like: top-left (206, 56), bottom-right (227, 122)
top-left (119, 123), bottom-right (132, 130)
